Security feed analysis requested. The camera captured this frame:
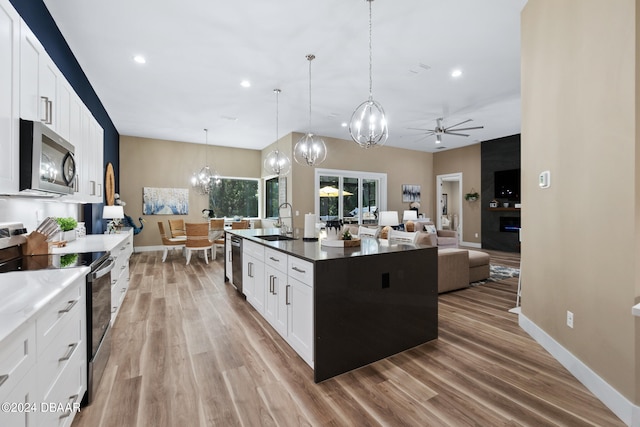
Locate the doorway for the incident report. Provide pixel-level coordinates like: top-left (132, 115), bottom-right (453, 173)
top-left (436, 172), bottom-right (462, 244)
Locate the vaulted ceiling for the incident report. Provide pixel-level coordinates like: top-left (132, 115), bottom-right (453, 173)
top-left (43, 0), bottom-right (526, 152)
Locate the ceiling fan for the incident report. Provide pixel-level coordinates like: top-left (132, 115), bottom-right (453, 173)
top-left (408, 117), bottom-right (484, 144)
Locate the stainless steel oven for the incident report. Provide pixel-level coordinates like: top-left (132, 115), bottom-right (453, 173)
top-left (231, 235), bottom-right (242, 293)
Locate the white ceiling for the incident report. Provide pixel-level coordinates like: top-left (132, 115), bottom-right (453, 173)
top-left (43, 0), bottom-right (526, 153)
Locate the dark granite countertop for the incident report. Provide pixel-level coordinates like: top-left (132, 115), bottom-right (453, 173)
top-left (227, 228), bottom-right (435, 263)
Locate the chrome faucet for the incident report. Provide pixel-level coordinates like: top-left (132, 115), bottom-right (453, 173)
top-left (277, 202), bottom-right (293, 236)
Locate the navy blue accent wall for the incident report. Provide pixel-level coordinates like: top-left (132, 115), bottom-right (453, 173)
top-left (10, 0), bottom-right (120, 234)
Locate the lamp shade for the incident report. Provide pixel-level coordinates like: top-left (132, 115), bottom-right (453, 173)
top-left (403, 210), bottom-right (418, 221)
top-left (103, 205), bottom-right (124, 219)
top-left (378, 211), bottom-right (399, 227)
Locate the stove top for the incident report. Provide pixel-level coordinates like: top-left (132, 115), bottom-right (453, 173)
top-left (0, 251), bottom-right (109, 273)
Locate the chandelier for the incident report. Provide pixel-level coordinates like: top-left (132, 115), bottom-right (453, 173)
top-left (348, 0), bottom-right (388, 149)
top-left (294, 54), bottom-right (327, 166)
top-left (264, 89), bottom-right (292, 176)
top-left (190, 128), bottom-right (219, 195)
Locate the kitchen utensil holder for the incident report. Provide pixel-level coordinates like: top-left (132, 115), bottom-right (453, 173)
top-left (21, 231), bottom-right (50, 255)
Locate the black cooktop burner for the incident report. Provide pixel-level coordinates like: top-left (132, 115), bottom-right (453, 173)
top-left (0, 251), bottom-right (109, 273)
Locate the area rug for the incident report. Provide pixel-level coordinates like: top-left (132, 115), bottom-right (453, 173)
top-left (470, 264), bottom-right (520, 286)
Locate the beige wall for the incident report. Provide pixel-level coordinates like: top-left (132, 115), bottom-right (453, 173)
top-left (522, 0), bottom-right (638, 404)
top-left (288, 133), bottom-right (434, 229)
top-left (120, 135), bottom-right (262, 247)
top-left (434, 144), bottom-right (481, 244)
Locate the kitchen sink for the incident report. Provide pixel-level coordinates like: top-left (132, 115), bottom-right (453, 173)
top-left (257, 235), bottom-right (297, 241)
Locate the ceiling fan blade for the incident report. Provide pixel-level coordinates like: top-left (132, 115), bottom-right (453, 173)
top-left (448, 126), bottom-right (484, 131)
top-left (407, 127), bottom-right (434, 131)
top-left (443, 131), bottom-right (470, 137)
top-left (444, 119), bottom-right (472, 130)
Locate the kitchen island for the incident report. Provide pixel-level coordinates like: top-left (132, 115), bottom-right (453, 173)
top-left (226, 228), bottom-right (438, 383)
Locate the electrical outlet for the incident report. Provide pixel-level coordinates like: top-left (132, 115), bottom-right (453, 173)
top-left (566, 311), bottom-right (574, 328)
top-left (475, 233), bottom-right (479, 238)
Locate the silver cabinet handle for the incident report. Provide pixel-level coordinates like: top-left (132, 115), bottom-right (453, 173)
top-left (58, 342), bottom-right (78, 362)
top-left (0, 374), bottom-right (8, 388)
top-left (58, 394), bottom-right (79, 419)
top-left (272, 276), bottom-right (277, 295)
top-left (269, 275), bottom-right (274, 293)
top-left (40, 96), bottom-right (52, 124)
top-left (111, 307), bottom-right (117, 313)
top-left (292, 266), bottom-right (306, 274)
top-left (58, 299), bottom-right (78, 314)
top-left (269, 256), bottom-right (280, 262)
top-left (248, 262), bottom-right (254, 278)
top-left (286, 284), bottom-right (291, 305)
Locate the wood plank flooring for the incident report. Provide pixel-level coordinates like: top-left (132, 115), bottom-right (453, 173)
top-left (72, 249), bottom-right (624, 427)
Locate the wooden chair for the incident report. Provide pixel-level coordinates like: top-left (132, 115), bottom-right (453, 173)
top-left (231, 220), bottom-right (249, 229)
top-left (157, 221), bottom-right (184, 262)
top-left (168, 219), bottom-right (186, 238)
top-left (185, 222), bottom-right (214, 265)
top-left (209, 218), bottom-right (225, 260)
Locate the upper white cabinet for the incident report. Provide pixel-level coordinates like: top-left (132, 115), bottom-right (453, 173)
top-left (0, 0), bottom-right (20, 194)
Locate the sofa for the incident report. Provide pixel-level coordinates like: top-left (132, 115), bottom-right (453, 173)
top-left (407, 220), bottom-right (458, 249)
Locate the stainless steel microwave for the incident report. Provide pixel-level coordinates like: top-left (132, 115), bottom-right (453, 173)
top-left (19, 119), bottom-right (77, 195)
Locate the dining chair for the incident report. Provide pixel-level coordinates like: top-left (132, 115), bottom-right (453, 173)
top-left (388, 229), bottom-right (419, 244)
top-left (157, 221), bottom-right (185, 262)
top-left (168, 219), bottom-right (186, 238)
top-left (231, 220), bottom-right (250, 229)
top-left (185, 222), bottom-right (214, 265)
top-left (358, 225), bottom-right (380, 238)
top-left (209, 218), bottom-right (225, 260)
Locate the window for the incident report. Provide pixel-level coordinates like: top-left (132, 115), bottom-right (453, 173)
top-left (209, 177), bottom-right (260, 218)
top-left (264, 176), bottom-right (279, 218)
top-left (315, 169), bottom-right (386, 224)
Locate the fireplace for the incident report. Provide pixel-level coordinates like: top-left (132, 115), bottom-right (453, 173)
top-left (500, 216), bottom-right (521, 233)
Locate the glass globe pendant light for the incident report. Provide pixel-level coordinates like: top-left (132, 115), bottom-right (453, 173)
top-left (190, 128), bottom-right (219, 195)
top-left (348, 0), bottom-right (388, 149)
top-left (264, 89), bottom-right (291, 176)
top-left (294, 54), bottom-right (327, 166)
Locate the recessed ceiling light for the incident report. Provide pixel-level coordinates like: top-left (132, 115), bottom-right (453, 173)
top-left (341, 122), bottom-right (348, 127)
top-left (240, 80), bottom-right (251, 88)
top-left (451, 69), bottom-right (462, 78)
top-left (133, 55), bottom-right (146, 64)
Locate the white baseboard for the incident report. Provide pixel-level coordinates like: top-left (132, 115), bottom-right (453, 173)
top-left (519, 313), bottom-right (639, 426)
top-left (461, 241), bottom-right (481, 248)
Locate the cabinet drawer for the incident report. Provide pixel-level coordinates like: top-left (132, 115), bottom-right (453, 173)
top-left (288, 257), bottom-right (313, 286)
top-left (37, 307), bottom-right (83, 402)
top-left (244, 240), bottom-right (264, 261)
top-left (0, 320), bottom-right (36, 403)
top-left (37, 344), bottom-right (83, 427)
top-left (36, 278), bottom-right (83, 357)
top-left (264, 248), bottom-right (287, 273)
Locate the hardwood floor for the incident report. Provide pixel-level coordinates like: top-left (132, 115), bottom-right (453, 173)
top-left (72, 249), bottom-right (623, 427)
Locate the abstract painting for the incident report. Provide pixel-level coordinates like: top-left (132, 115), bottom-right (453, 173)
top-left (143, 187), bottom-right (189, 215)
top-left (402, 184), bottom-right (421, 202)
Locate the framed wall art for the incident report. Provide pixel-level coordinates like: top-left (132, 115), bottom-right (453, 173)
top-left (143, 187), bottom-right (189, 215)
top-left (402, 184), bottom-right (421, 202)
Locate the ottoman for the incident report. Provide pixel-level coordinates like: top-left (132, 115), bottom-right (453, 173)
top-left (437, 248), bottom-right (469, 293)
top-left (468, 250), bottom-right (490, 282)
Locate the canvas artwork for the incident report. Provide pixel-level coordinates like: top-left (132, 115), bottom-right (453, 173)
top-left (143, 187), bottom-right (189, 215)
top-left (402, 184), bottom-right (421, 202)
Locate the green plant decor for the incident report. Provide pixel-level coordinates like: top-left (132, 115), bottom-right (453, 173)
top-left (464, 192), bottom-right (479, 201)
top-left (60, 253), bottom-right (78, 268)
top-left (342, 229), bottom-right (352, 241)
top-left (56, 217), bottom-right (78, 232)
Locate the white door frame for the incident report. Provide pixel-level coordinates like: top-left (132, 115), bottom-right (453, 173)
top-left (436, 172), bottom-right (463, 243)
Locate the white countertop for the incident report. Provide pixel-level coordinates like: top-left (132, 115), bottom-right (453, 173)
top-left (50, 231), bottom-right (130, 254)
top-left (633, 303), bottom-right (640, 317)
top-left (0, 266), bottom-right (90, 342)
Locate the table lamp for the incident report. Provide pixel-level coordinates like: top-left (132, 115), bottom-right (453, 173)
top-left (403, 210), bottom-right (418, 222)
top-left (103, 205), bottom-right (124, 234)
top-left (378, 211), bottom-right (399, 227)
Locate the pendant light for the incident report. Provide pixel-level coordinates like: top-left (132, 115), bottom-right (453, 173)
top-left (294, 54), bottom-right (327, 166)
top-left (264, 89), bottom-right (291, 176)
top-left (190, 128), bottom-right (219, 195)
top-left (348, 0), bottom-right (388, 149)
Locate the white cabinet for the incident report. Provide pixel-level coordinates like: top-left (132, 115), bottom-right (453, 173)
top-left (0, 0), bottom-right (20, 194)
top-left (243, 240), bottom-right (265, 313)
top-left (287, 257), bottom-right (314, 366)
top-left (0, 273), bottom-right (86, 427)
top-left (110, 230), bottom-right (133, 324)
top-left (264, 247), bottom-right (288, 336)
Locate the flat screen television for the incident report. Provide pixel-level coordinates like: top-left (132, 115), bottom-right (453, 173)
top-left (494, 168), bottom-right (520, 200)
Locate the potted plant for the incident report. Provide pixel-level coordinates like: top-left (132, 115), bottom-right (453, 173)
top-left (465, 191), bottom-right (479, 202)
top-left (56, 217), bottom-right (78, 242)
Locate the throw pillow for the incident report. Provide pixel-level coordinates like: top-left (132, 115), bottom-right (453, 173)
top-left (424, 224), bottom-right (437, 234)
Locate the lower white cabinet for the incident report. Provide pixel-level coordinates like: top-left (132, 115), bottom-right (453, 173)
top-left (110, 230), bottom-right (133, 324)
top-left (0, 274), bottom-right (86, 427)
top-left (240, 239), bottom-right (314, 367)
